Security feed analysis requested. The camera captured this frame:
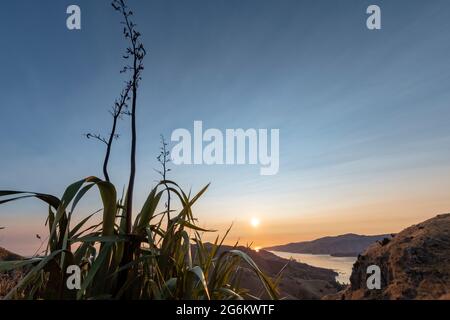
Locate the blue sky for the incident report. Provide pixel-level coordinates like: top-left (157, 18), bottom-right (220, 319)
top-left (1, 0), bottom-right (450, 254)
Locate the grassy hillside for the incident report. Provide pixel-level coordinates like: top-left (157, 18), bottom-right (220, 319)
top-left (206, 244), bottom-right (342, 299)
top-left (0, 247), bottom-right (22, 262)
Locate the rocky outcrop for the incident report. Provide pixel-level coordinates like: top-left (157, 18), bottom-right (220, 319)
top-left (327, 214), bottom-right (450, 300)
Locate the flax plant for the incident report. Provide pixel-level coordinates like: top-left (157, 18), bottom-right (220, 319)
top-left (0, 0), bottom-right (279, 301)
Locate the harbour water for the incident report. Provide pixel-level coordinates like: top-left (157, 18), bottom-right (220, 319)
top-left (270, 251), bottom-right (357, 284)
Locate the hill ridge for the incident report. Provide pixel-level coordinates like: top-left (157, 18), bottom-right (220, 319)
top-left (264, 233), bottom-right (392, 257)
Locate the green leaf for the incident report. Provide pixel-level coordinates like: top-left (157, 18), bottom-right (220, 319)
top-left (0, 258), bottom-right (41, 272)
top-left (77, 243), bottom-right (112, 299)
top-left (189, 266), bottom-right (211, 300)
top-left (69, 210), bottom-right (101, 239)
top-left (227, 250), bottom-right (278, 300)
top-left (172, 218), bottom-right (216, 232)
top-left (134, 187), bottom-right (163, 232)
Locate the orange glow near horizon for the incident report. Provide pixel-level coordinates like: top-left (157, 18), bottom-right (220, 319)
top-left (2, 170), bottom-right (450, 257)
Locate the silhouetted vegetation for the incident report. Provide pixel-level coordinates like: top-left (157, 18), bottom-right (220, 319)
top-left (0, 0), bottom-right (278, 300)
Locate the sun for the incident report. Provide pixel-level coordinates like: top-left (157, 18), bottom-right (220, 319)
top-left (250, 217), bottom-right (260, 228)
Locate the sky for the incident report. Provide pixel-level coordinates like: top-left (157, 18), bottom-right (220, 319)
top-left (1, 0), bottom-right (450, 255)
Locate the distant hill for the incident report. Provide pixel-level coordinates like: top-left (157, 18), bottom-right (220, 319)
top-left (0, 247), bottom-right (22, 261)
top-left (264, 233), bottom-right (393, 257)
top-left (202, 244), bottom-right (342, 299)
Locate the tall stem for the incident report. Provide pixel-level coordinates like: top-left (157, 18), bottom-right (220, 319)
top-left (125, 82), bottom-right (137, 234)
top-left (113, 0), bottom-right (146, 295)
top-left (123, 7), bottom-right (139, 235)
top-left (102, 116), bottom-right (117, 182)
